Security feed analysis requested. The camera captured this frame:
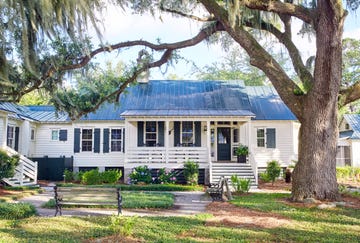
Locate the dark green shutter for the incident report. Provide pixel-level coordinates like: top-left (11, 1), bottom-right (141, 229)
top-left (195, 121), bottom-right (201, 147)
top-left (174, 121), bottom-right (180, 146)
top-left (14, 127), bottom-right (19, 151)
top-left (122, 129), bottom-right (125, 152)
top-left (94, 128), bottom-right (101, 153)
top-left (59, 130), bottom-right (68, 141)
top-left (158, 121), bottom-right (164, 146)
top-left (103, 129), bottom-right (109, 153)
top-left (137, 122), bottom-right (144, 146)
top-left (74, 128), bottom-right (81, 153)
top-left (266, 128), bottom-right (276, 148)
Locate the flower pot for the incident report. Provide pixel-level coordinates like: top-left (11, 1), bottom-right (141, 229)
top-left (237, 155), bottom-right (247, 163)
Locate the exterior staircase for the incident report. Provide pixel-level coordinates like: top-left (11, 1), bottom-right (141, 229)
top-left (211, 163), bottom-right (257, 189)
top-left (1, 147), bottom-right (38, 187)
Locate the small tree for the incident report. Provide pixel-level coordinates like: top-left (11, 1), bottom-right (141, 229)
top-left (183, 161), bottom-right (199, 185)
top-left (265, 160), bottom-right (281, 185)
top-left (0, 149), bottom-right (20, 180)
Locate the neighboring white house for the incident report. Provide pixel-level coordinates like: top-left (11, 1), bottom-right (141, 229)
top-left (0, 80), bottom-right (301, 186)
top-left (338, 114), bottom-right (360, 167)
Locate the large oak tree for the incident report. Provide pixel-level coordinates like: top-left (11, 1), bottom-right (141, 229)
top-left (2, 1), bottom-right (360, 200)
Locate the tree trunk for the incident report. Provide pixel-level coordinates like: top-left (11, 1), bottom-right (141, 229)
top-left (291, 1), bottom-right (344, 201)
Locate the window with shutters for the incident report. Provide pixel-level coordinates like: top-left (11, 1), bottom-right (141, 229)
top-left (111, 129), bottom-right (122, 151)
top-left (82, 129), bottom-right (93, 151)
top-left (181, 121), bottom-right (194, 146)
top-left (51, 129), bottom-right (59, 141)
top-left (145, 122), bottom-right (157, 147)
top-left (7, 125), bottom-right (15, 148)
top-left (256, 128), bottom-right (276, 148)
top-left (30, 128), bottom-right (35, 141)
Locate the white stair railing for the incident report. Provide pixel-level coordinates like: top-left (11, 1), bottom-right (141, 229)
top-left (3, 146), bottom-right (38, 186)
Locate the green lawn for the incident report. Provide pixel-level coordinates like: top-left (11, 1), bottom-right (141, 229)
top-left (0, 192), bottom-right (359, 242)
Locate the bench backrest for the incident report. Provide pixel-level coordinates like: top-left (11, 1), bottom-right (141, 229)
top-left (54, 186), bottom-right (119, 204)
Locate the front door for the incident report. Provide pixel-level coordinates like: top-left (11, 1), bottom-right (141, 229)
top-left (217, 127), bottom-right (231, 161)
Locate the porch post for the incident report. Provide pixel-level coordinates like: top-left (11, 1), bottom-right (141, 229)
top-left (2, 115), bottom-right (8, 147)
top-left (165, 120), bottom-right (169, 163)
top-left (207, 120), bottom-right (212, 183)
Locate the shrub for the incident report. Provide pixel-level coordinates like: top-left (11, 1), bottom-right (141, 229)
top-left (0, 149), bottom-right (20, 180)
top-left (231, 175), bottom-right (251, 193)
top-left (81, 169), bottom-right (102, 185)
top-left (75, 171), bottom-right (84, 183)
top-left (129, 166), bottom-right (152, 184)
top-left (102, 169), bottom-right (122, 184)
top-left (265, 160), bottom-right (281, 185)
top-left (157, 168), bottom-right (177, 184)
top-left (183, 161), bottom-right (199, 185)
top-left (63, 169), bottom-right (75, 182)
top-left (0, 202), bottom-right (36, 219)
top-left (259, 172), bottom-right (271, 183)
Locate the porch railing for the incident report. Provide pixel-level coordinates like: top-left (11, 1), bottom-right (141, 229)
top-left (125, 147), bottom-right (208, 164)
top-left (248, 153), bottom-right (258, 185)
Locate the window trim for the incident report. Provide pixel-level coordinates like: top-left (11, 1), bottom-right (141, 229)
top-left (51, 129), bottom-right (60, 141)
top-left (110, 128), bottom-right (123, 152)
top-left (144, 121), bottom-right (157, 147)
top-left (7, 125), bottom-right (15, 148)
top-left (81, 128), bottom-right (93, 152)
top-left (256, 127), bottom-right (276, 148)
top-left (181, 121), bottom-right (195, 147)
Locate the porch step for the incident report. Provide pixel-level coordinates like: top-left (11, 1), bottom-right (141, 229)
top-left (211, 163), bottom-right (257, 189)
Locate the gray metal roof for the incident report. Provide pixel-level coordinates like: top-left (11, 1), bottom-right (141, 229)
top-left (343, 114), bottom-right (360, 139)
top-left (1, 80), bottom-right (298, 122)
top-left (246, 86), bottom-right (297, 120)
top-left (119, 80), bottom-right (254, 117)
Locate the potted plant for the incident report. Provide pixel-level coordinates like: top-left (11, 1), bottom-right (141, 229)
top-left (235, 144), bottom-right (249, 163)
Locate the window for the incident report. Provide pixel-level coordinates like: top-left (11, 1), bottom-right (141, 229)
top-left (82, 129), bottom-right (93, 151)
top-left (51, 129), bottom-right (59, 141)
top-left (257, 128), bottom-right (265, 147)
top-left (345, 123), bottom-right (350, 130)
top-left (233, 128), bottom-right (239, 143)
top-left (111, 129), bottom-right (122, 152)
top-left (182, 121), bottom-right (194, 146)
top-left (7, 126), bottom-right (15, 148)
top-left (257, 128), bottom-right (276, 148)
top-left (31, 128), bottom-right (35, 141)
top-left (145, 122), bottom-right (157, 146)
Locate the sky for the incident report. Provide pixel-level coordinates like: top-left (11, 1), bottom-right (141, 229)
top-left (89, 5), bottom-right (360, 80)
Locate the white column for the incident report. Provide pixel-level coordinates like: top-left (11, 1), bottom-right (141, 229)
top-left (207, 120), bottom-right (212, 183)
top-left (165, 120), bottom-right (169, 163)
top-left (2, 115), bottom-right (8, 148)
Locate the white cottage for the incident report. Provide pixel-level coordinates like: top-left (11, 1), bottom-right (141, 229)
top-left (0, 80), bottom-right (300, 186)
top-left (338, 114), bottom-right (360, 167)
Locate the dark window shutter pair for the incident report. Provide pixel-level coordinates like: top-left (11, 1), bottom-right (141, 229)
top-left (74, 128), bottom-right (101, 153)
top-left (266, 128), bottom-right (276, 148)
top-left (59, 130), bottom-right (68, 141)
top-left (137, 121), bottom-right (164, 147)
top-left (173, 121), bottom-right (201, 147)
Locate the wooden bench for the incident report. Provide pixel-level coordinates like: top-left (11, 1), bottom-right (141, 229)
top-left (206, 177), bottom-right (225, 201)
top-left (53, 186), bottom-right (122, 216)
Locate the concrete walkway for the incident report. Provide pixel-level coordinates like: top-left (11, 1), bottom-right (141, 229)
top-left (18, 185), bottom-right (212, 217)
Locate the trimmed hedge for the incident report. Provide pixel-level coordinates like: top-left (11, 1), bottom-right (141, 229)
top-left (0, 202), bottom-right (37, 219)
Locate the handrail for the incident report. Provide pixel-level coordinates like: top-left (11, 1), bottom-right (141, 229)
top-left (249, 153), bottom-right (258, 186)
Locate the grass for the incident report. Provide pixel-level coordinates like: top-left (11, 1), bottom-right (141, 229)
top-left (0, 192), bottom-right (359, 242)
top-left (43, 191), bottom-right (174, 209)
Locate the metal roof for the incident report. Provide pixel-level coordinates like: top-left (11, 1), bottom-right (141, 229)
top-left (246, 86), bottom-right (297, 120)
top-left (1, 80), bottom-right (298, 122)
top-left (119, 80), bottom-right (254, 117)
top-left (343, 114), bottom-right (360, 139)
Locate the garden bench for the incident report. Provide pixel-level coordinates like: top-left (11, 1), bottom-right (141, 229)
top-left (206, 176), bottom-right (226, 201)
top-left (53, 186), bottom-right (122, 216)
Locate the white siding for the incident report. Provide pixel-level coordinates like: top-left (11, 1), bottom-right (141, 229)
top-left (30, 123), bottom-right (73, 157)
top-left (350, 140), bottom-right (360, 167)
top-left (251, 120), bottom-right (298, 168)
top-left (73, 121), bottom-right (125, 168)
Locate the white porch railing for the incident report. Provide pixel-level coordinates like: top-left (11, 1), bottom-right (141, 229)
top-left (125, 147), bottom-right (208, 164)
top-left (248, 153), bottom-right (258, 185)
top-left (3, 147), bottom-right (38, 186)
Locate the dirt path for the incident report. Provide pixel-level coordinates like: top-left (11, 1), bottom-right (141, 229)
top-left (18, 185), bottom-right (212, 217)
